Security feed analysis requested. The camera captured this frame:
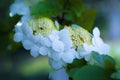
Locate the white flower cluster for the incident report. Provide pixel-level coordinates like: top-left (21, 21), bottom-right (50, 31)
top-left (10, 0), bottom-right (76, 70)
top-left (10, 1), bottom-right (110, 80)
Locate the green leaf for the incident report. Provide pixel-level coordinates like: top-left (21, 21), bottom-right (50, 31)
top-left (30, 0), bottom-right (62, 17)
top-left (90, 51), bottom-right (104, 67)
top-left (66, 59), bottom-right (86, 78)
top-left (64, 11), bottom-right (74, 21)
top-left (64, 3), bottom-right (97, 31)
top-left (91, 51), bottom-right (115, 68)
top-left (68, 68), bottom-right (79, 78)
top-left (76, 9), bottom-right (97, 31)
top-left (90, 51), bottom-right (116, 76)
top-left (66, 59), bottom-right (86, 71)
top-left (103, 55), bottom-right (115, 69)
top-left (73, 65), bottom-right (109, 80)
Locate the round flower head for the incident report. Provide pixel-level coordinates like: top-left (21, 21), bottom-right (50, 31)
top-left (68, 24), bottom-right (92, 48)
top-left (13, 15), bottom-right (58, 58)
top-left (28, 17), bottom-right (56, 37)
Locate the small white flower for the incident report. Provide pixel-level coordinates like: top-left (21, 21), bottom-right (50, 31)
top-left (34, 34), bottom-right (44, 45)
top-left (81, 27), bottom-right (110, 60)
top-left (30, 45), bottom-right (40, 57)
top-left (52, 40), bottom-right (64, 52)
top-left (14, 32), bottom-right (23, 42)
top-left (50, 68), bottom-right (69, 80)
top-left (10, 2), bottom-right (30, 17)
top-left (39, 47), bottom-right (49, 56)
top-left (62, 49), bottom-right (76, 63)
top-left (43, 38), bottom-right (52, 47)
top-left (49, 30), bottom-right (59, 41)
top-left (59, 28), bottom-right (72, 50)
top-left (49, 58), bottom-right (66, 70)
top-left (22, 39), bottom-right (34, 50)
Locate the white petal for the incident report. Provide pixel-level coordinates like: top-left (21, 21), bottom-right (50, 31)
top-left (98, 44), bottom-right (110, 54)
top-left (83, 43), bottom-right (94, 52)
top-left (51, 52), bottom-right (63, 61)
top-left (47, 49), bottom-right (55, 58)
top-left (44, 38), bottom-right (52, 47)
top-left (54, 20), bottom-right (59, 29)
top-left (59, 28), bottom-right (72, 50)
top-left (93, 27), bottom-right (100, 37)
top-left (92, 37), bottom-right (104, 47)
top-left (79, 51), bottom-right (90, 58)
top-left (49, 30), bottom-right (59, 41)
top-left (16, 21), bottom-right (23, 27)
top-left (50, 68), bottom-right (69, 80)
top-left (39, 47), bottom-right (48, 56)
top-left (10, 2), bottom-right (30, 16)
top-left (62, 49), bottom-right (75, 63)
top-left (34, 34), bottom-right (45, 45)
top-left (30, 45), bottom-right (39, 57)
top-left (22, 25), bottom-right (33, 36)
top-left (49, 58), bottom-right (65, 70)
top-left (9, 12), bottom-right (14, 17)
top-left (72, 24), bottom-right (80, 28)
top-left (14, 32), bottom-right (23, 42)
top-left (84, 54), bottom-right (91, 61)
top-left (22, 39), bottom-right (34, 50)
top-left (52, 40), bottom-right (64, 52)
top-left (15, 23), bottom-right (22, 33)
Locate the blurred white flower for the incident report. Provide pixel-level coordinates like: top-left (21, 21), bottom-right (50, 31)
top-left (14, 14), bottom-right (76, 64)
top-left (13, 16), bottom-right (42, 57)
top-left (49, 58), bottom-right (66, 70)
top-left (50, 68), bottom-right (69, 80)
top-left (76, 27), bottom-right (110, 61)
top-left (10, 2), bottom-right (30, 17)
top-left (83, 27), bottom-right (110, 54)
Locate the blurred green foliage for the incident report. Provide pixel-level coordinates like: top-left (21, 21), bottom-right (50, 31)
top-left (0, 0), bottom-right (22, 56)
top-left (19, 57), bottom-right (50, 76)
top-left (31, 0), bottom-right (97, 31)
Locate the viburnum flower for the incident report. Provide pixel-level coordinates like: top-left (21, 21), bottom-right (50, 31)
top-left (12, 7), bottom-right (76, 69)
top-left (80, 27), bottom-right (110, 61)
top-left (10, 1), bottom-right (111, 80)
top-left (68, 25), bottom-right (110, 61)
top-left (50, 68), bottom-right (69, 80)
top-left (66, 24), bottom-right (92, 59)
top-left (83, 27), bottom-right (110, 54)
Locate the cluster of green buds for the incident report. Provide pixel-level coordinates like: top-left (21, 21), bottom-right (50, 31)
top-left (28, 17), bottom-right (56, 37)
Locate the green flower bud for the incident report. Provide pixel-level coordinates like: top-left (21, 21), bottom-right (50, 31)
top-left (28, 17), bottom-right (56, 37)
top-left (67, 26), bottom-right (92, 47)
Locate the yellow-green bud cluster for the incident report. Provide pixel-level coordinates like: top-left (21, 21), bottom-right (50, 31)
top-left (67, 26), bottom-right (92, 47)
top-left (28, 17), bottom-right (56, 37)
